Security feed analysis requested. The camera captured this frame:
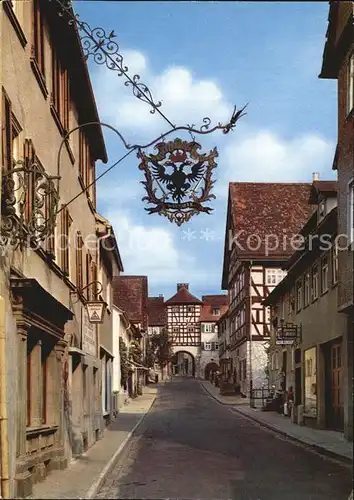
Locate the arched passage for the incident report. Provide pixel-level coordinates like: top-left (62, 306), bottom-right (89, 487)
top-left (172, 351), bottom-right (195, 377)
top-left (204, 362), bottom-right (219, 380)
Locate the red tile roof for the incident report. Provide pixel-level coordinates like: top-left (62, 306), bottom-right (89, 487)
top-left (200, 301), bottom-right (228, 322)
top-left (147, 296), bottom-right (166, 326)
top-left (165, 285), bottom-right (202, 305)
top-left (112, 276), bottom-right (148, 329)
top-left (309, 180), bottom-right (338, 203)
top-left (228, 182), bottom-right (315, 259)
top-left (202, 295), bottom-right (228, 306)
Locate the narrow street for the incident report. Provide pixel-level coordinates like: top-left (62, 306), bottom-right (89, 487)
top-left (97, 379), bottom-right (352, 500)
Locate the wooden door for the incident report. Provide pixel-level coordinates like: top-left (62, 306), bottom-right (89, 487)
top-left (330, 343), bottom-right (344, 430)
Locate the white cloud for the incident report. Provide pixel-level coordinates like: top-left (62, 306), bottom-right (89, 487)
top-left (93, 47), bottom-right (336, 291)
top-left (93, 49), bottom-right (231, 137)
top-left (104, 209), bottom-right (214, 287)
top-left (214, 131), bottom-right (335, 196)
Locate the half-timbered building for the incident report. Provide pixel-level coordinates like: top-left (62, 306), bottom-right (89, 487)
top-left (199, 295), bottom-right (228, 379)
top-left (165, 283), bottom-right (202, 377)
top-left (221, 182), bottom-right (315, 396)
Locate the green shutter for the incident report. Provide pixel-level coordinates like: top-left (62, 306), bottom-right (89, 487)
top-left (201, 323), bottom-right (205, 333)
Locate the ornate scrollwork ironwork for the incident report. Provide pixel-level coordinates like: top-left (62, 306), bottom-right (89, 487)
top-left (1, 159), bottom-right (59, 252)
top-left (138, 139), bottom-right (218, 226)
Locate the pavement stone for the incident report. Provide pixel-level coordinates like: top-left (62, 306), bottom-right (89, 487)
top-left (201, 380), bottom-right (353, 464)
top-left (96, 377), bottom-right (352, 500)
top-left (29, 385), bottom-right (158, 499)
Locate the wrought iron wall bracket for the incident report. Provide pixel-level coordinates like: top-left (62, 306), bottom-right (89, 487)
top-left (69, 280), bottom-right (103, 304)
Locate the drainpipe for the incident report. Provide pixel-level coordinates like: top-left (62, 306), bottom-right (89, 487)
top-left (0, 296), bottom-right (9, 499)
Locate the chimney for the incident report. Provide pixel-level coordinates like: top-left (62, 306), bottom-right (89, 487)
top-left (312, 172), bottom-right (320, 182)
top-left (177, 283), bottom-right (189, 291)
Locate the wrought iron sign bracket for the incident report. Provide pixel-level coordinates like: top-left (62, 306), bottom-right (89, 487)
top-left (69, 280), bottom-right (103, 304)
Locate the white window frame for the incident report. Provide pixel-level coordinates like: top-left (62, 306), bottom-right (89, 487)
top-left (204, 342), bottom-right (212, 351)
top-left (266, 268), bottom-right (286, 286)
top-left (204, 323), bottom-right (213, 333)
top-left (332, 242), bottom-right (338, 285)
top-left (304, 272), bottom-right (310, 307)
top-left (312, 264), bottom-right (319, 300)
top-left (321, 255), bottom-right (329, 294)
top-left (296, 279), bottom-right (302, 311)
top-left (348, 53), bottom-right (354, 115)
top-left (348, 178), bottom-right (354, 247)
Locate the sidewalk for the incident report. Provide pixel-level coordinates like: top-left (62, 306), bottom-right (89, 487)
top-left (201, 380), bottom-right (353, 465)
top-left (30, 385), bottom-right (158, 499)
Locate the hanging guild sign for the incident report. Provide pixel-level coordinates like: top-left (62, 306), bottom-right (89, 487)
top-left (138, 138), bottom-right (218, 226)
top-left (86, 301), bottom-right (107, 324)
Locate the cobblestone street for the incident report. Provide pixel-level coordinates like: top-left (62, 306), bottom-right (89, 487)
top-left (97, 379), bottom-right (352, 499)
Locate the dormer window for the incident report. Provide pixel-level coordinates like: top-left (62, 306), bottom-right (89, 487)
top-left (212, 308), bottom-right (220, 316)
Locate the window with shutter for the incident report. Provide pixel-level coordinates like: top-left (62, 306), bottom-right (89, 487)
top-left (201, 342), bottom-right (205, 350)
top-left (60, 206), bottom-right (71, 275)
top-left (211, 342), bottom-right (216, 351)
top-left (1, 90), bottom-right (12, 172)
top-left (32, 0), bottom-right (45, 76)
top-left (76, 232), bottom-right (83, 291)
top-left (24, 139), bottom-right (36, 222)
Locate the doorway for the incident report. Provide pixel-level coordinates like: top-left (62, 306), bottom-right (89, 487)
top-left (327, 342), bottom-right (344, 430)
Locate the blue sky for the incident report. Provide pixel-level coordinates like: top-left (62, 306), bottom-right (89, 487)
top-left (75, 1), bottom-right (336, 301)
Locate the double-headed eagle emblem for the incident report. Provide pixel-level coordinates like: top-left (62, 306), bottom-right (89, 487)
top-left (138, 138), bottom-right (218, 226)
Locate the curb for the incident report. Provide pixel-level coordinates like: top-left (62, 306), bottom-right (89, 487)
top-left (84, 391), bottom-right (157, 499)
top-left (200, 382), bottom-right (352, 467)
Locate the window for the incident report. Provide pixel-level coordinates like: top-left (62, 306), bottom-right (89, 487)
top-left (52, 50), bottom-right (70, 132)
top-left (187, 305), bottom-right (194, 313)
top-left (319, 199), bottom-right (325, 219)
top-left (215, 342), bottom-right (219, 351)
top-left (172, 327), bottom-right (179, 333)
top-left (86, 253), bottom-right (93, 300)
top-left (304, 347), bottom-right (317, 417)
top-left (204, 342), bottom-right (211, 350)
top-left (32, 0), bottom-right (45, 76)
top-left (187, 326), bottom-right (195, 333)
top-left (296, 280), bottom-right (302, 311)
top-left (312, 264), bottom-right (319, 300)
top-left (212, 308), bottom-right (220, 316)
top-left (75, 232), bottom-right (83, 291)
top-left (171, 306), bottom-right (179, 313)
top-left (266, 268), bottom-right (286, 286)
top-left (321, 255), bottom-right (329, 294)
top-left (1, 90), bottom-right (12, 172)
top-left (60, 206), bottom-right (72, 276)
top-left (348, 179), bottom-right (354, 247)
top-left (304, 272), bottom-right (310, 307)
top-left (204, 323), bottom-right (213, 333)
top-left (27, 337), bottom-right (52, 428)
top-left (348, 53), bottom-right (354, 114)
top-left (332, 242), bottom-right (338, 285)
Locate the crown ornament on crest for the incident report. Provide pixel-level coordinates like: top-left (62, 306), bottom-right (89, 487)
top-left (138, 138), bottom-right (218, 226)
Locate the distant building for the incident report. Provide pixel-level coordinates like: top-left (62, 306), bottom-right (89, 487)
top-left (112, 276), bottom-right (149, 395)
top-left (165, 284), bottom-right (202, 377)
top-left (147, 295), bottom-right (166, 336)
top-left (221, 182), bottom-right (315, 396)
top-left (199, 295), bottom-right (228, 379)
